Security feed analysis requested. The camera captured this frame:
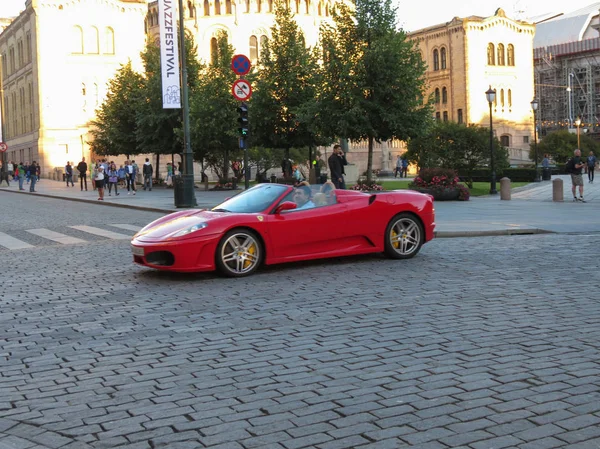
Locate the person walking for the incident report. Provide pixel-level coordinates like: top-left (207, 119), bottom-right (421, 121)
top-left (142, 158), bottom-right (153, 191)
top-left (401, 157), bottom-right (409, 178)
top-left (29, 161), bottom-right (38, 192)
top-left (567, 149), bottom-right (586, 202)
top-left (65, 161), bottom-right (74, 187)
top-left (107, 163), bottom-right (120, 196)
top-left (17, 162), bottom-right (25, 190)
top-left (7, 161), bottom-right (14, 180)
top-left (118, 164), bottom-right (127, 188)
top-left (587, 151), bottom-right (596, 184)
top-left (328, 144), bottom-right (347, 189)
top-left (95, 166), bottom-right (106, 200)
top-left (77, 157), bottom-right (88, 191)
top-left (165, 162), bottom-right (173, 187)
top-left (395, 155), bottom-right (402, 178)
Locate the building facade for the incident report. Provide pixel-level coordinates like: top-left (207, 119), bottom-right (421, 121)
top-left (409, 8), bottom-right (536, 164)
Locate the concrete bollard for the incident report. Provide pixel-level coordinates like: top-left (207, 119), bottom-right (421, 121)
top-left (552, 177), bottom-right (564, 202)
top-left (500, 177), bottom-right (511, 200)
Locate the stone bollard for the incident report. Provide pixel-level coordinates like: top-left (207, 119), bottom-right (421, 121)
top-left (552, 177), bottom-right (564, 202)
top-left (500, 177), bottom-right (511, 200)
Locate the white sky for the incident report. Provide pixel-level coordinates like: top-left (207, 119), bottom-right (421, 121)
top-left (1, 0), bottom-right (598, 30)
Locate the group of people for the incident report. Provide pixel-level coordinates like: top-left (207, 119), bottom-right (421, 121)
top-left (5, 160), bottom-right (40, 192)
top-left (289, 180), bottom-right (337, 211)
top-left (395, 155), bottom-right (409, 178)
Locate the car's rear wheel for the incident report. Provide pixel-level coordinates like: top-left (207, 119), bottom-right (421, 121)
top-left (384, 213), bottom-right (424, 259)
top-left (216, 229), bottom-right (263, 277)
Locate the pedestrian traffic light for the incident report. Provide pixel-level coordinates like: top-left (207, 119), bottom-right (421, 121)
top-left (237, 102), bottom-right (249, 137)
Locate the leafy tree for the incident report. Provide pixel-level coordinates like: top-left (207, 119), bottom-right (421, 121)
top-left (317, 0), bottom-right (432, 183)
top-left (406, 121), bottom-right (509, 188)
top-left (89, 61), bottom-right (143, 158)
top-left (190, 32), bottom-right (240, 181)
top-left (533, 129), bottom-right (600, 164)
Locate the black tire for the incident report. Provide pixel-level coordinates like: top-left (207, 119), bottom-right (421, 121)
top-left (384, 213), bottom-right (424, 259)
top-left (215, 229), bottom-right (263, 277)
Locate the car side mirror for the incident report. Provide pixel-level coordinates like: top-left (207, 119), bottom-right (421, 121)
top-left (275, 201), bottom-right (297, 214)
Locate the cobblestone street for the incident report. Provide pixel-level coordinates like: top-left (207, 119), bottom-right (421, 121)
top-left (1, 195), bottom-right (600, 448)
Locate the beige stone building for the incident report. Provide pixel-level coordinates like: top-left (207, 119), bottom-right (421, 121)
top-left (0, 0), bottom-right (147, 175)
top-left (409, 8), bottom-right (536, 164)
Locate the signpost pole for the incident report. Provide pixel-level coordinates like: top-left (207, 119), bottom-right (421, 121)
top-left (231, 55), bottom-right (252, 190)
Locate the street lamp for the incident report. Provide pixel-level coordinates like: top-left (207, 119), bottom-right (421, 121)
top-left (575, 116), bottom-right (582, 149)
top-left (485, 86), bottom-right (497, 194)
top-left (530, 98), bottom-right (540, 182)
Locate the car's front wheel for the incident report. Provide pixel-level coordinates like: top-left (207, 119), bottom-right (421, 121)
top-left (384, 213), bottom-right (424, 259)
top-left (216, 229), bottom-right (263, 277)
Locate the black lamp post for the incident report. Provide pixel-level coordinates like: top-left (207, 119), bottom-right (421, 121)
top-left (530, 98), bottom-right (540, 182)
top-left (485, 86), bottom-right (497, 194)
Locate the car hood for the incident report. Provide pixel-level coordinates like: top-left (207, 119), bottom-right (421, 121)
top-left (135, 210), bottom-right (226, 240)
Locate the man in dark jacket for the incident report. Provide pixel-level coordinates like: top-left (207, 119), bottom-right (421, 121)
top-left (143, 158), bottom-right (153, 191)
top-left (77, 157), bottom-right (88, 191)
top-left (328, 144), bottom-right (347, 189)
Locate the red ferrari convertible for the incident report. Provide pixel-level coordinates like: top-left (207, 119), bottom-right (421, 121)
top-left (131, 183), bottom-right (435, 277)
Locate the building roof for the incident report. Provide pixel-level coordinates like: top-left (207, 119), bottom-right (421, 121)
top-left (534, 2), bottom-right (600, 48)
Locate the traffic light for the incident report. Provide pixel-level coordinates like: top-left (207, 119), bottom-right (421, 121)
top-left (237, 102), bottom-right (249, 137)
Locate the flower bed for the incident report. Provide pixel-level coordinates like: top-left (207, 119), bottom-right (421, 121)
top-left (351, 180), bottom-right (385, 192)
top-left (409, 168), bottom-right (470, 201)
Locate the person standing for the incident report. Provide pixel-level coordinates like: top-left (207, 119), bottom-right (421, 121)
top-left (567, 149), bottom-right (586, 202)
top-left (77, 157), bottom-right (88, 191)
top-left (328, 144), bottom-right (347, 189)
top-left (95, 166), bottom-right (105, 200)
top-left (401, 157), bottom-right (409, 178)
top-left (7, 161), bottom-right (14, 180)
top-left (65, 162), bottom-right (74, 187)
top-left (165, 162), bottom-right (173, 187)
top-left (17, 162), bottom-right (25, 190)
top-left (587, 151), bottom-right (596, 184)
top-left (107, 162), bottom-right (120, 196)
top-left (395, 155), bottom-right (402, 178)
top-left (125, 160), bottom-right (137, 195)
top-left (29, 161), bottom-right (38, 192)
top-left (142, 158), bottom-right (153, 191)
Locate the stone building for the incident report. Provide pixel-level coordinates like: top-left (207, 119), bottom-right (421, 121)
top-left (408, 8), bottom-right (536, 164)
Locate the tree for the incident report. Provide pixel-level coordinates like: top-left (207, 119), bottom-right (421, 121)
top-left (533, 129), bottom-right (600, 164)
top-left (89, 61), bottom-right (143, 158)
top-left (318, 0), bottom-right (432, 183)
top-left (406, 121), bottom-right (509, 188)
top-left (189, 32), bottom-right (240, 181)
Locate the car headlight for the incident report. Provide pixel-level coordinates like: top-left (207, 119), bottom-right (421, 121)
top-left (172, 222), bottom-right (208, 237)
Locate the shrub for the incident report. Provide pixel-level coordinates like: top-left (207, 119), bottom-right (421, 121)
top-left (409, 168), bottom-right (469, 201)
top-left (351, 178), bottom-right (385, 192)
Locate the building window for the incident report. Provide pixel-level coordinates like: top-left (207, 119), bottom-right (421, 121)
top-left (487, 43), bottom-right (495, 65)
top-left (87, 26), bottom-right (99, 54)
top-left (72, 26), bottom-right (84, 54)
top-left (507, 44), bottom-right (514, 66)
top-left (26, 33), bottom-right (31, 62)
top-left (204, 0), bottom-right (209, 15)
top-left (443, 111), bottom-right (448, 122)
top-left (188, 0), bottom-right (194, 17)
top-left (104, 27), bottom-right (115, 54)
top-left (9, 47), bottom-right (14, 74)
top-left (440, 47), bottom-right (446, 69)
top-left (245, 0), bottom-right (250, 12)
top-left (500, 88), bottom-right (504, 107)
top-left (523, 136), bottom-right (529, 143)
top-left (507, 89), bottom-right (512, 108)
top-left (257, 0), bottom-right (261, 12)
top-left (434, 88), bottom-right (440, 104)
top-left (442, 86), bottom-right (447, 104)
top-left (210, 37), bottom-right (218, 64)
top-left (433, 49), bottom-right (439, 71)
top-left (457, 108), bottom-right (463, 124)
top-left (268, 0), bottom-right (273, 12)
top-left (435, 112), bottom-right (441, 121)
top-left (318, 1), bottom-right (322, 15)
top-left (260, 35), bottom-right (268, 56)
top-left (215, 0), bottom-right (221, 14)
top-left (249, 35), bottom-right (258, 63)
top-left (305, 0), bottom-right (310, 13)
top-left (1, 53), bottom-right (6, 78)
top-left (17, 40), bottom-right (23, 69)
top-left (497, 43), bottom-right (505, 66)
top-left (500, 135), bottom-right (510, 146)
top-left (226, 0), bottom-right (232, 13)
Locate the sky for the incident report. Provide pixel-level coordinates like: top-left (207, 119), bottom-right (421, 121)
top-left (1, 0), bottom-right (599, 30)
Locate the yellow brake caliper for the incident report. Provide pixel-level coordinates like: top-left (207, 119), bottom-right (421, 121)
top-left (392, 230), bottom-right (399, 249)
top-left (244, 243), bottom-right (256, 269)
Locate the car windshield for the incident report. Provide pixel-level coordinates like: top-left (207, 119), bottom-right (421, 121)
top-left (212, 184), bottom-right (289, 213)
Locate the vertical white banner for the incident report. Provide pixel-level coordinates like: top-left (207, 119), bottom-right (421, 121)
top-left (158, 0), bottom-right (181, 109)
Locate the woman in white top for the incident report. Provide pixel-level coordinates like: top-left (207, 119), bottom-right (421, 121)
top-left (95, 166), bottom-right (106, 201)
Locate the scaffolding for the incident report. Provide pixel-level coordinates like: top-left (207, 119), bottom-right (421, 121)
top-left (534, 37), bottom-right (600, 136)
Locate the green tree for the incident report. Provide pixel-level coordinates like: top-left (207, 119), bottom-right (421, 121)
top-left (406, 121), bottom-right (509, 188)
top-left (89, 61), bottom-right (143, 158)
top-left (317, 0), bottom-right (432, 183)
top-left (190, 32), bottom-right (240, 181)
top-left (533, 129), bottom-right (600, 164)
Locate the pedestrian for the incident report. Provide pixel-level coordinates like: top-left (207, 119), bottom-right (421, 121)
top-left (125, 160), bottom-right (136, 195)
top-left (328, 144), bottom-right (347, 189)
top-left (17, 162), bottom-right (25, 190)
top-left (95, 166), bottom-right (105, 200)
top-left (542, 154), bottom-right (550, 168)
top-left (76, 157), bottom-right (88, 191)
top-left (7, 160), bottom-right (14, 179)
top-left (118, 164), bottom-right (127, 188)
top-left (401, 157), bottom-right (409, 178)
top-left (24, 161), bottom-right (30, 184)
top-left (65, 161), bottom-right (74, 187)
top-left (29, 161), bottom-right (38, 192)
top-left (292, 165), bottom-right (303, 184)
top-left (567, 149), bottom-right (586, 202)
top-left (165, 162), bottom-right (173, 187)
top-left (142, 158), bottom-right (153, 191)
top-left (107, 162), bottom-right (120, 196)
top-left (395, 155), bottom-right (402, 178)
top-left (587, 151), bottom-right (596, 183)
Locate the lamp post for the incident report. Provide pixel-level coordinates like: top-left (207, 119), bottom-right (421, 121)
top-left (0, 54), bottom-right (7, 187)
top-left (485, 86), bottom-right (497, 194)
top-left (530, 98), bottom-right (540, 182)
top-left (575, 116), bottom-right (581, 149)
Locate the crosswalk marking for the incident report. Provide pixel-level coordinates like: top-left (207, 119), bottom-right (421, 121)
top-left (27, 229), bottom-right (87, 245)
top-left (109, 224), bottom-right (142, 232)
top-left (69, 225), bottom-right (131, 240)
top-left (0, 232), bottom-right (34, 250)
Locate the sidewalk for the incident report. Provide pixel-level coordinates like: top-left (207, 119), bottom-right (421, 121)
top-left (2, 176), bottom-right (600, 236)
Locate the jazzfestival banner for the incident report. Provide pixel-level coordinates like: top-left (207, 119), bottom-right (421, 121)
top-left (158, 0), bottom-right (181, 109)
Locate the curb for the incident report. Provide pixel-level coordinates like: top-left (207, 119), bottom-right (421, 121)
top-left (435, 228), bottom-right (554, 238)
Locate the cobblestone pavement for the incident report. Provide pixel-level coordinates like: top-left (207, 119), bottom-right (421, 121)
top-left (2, 195), bottom-right (600, 449)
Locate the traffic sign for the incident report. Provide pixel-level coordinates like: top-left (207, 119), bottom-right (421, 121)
top-left (231, 54), bottom-right (251, 76)
top-left (0, 142), bottom-right (7, 153)
top-left (232, 79), bottom-right (252, 101)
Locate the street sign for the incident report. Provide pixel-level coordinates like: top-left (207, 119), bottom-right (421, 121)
top-left (232, 79), bottom-right (252, 101)
top-left (231, 54), bottom-right (251, 76)
top-left (0, 142), bottom-right (7, 153)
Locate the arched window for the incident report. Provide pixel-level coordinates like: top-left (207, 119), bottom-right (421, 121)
top-left (249, 35), bottom-right (258, 62)
top-left (507, 44), bottom-right (515, 66)
top-left (305, 0), bottom-right (310, 13)
top-left (87, 26), bottom-right (99, 54)
top-left (487, 43), bottom-right (495, 65)
top-left (226, 0), bottom-right (232, 13)
top-left (204, 0), bottom-right (209, 15)
top-left (434, 88), bottom-right (440, 104)
top-left (442, 87), bottom-right (447, 104)
top-left (508, 89), bottom-right (512, 107)
top-left (268, 0), bottom-right (273, 12)
top-left (72, 26), bottom-right (83, 54)
top-left (500, 88), bottom-right (505, 107)
top-left (257, 0), bottom-right (261, 12)
top-left (210, 37), bottom-right (218, 64)
top-left (433, 49), bottom-right (439, 71)
top-left (497, 43), bottom-right (505, 66)
top-left (245, 0), bottom-right (250, 12)
top-left (325, 3), bottom-right (329, 15)
top-left (215, 0), bottom-right (221, 14)
top-left (260, 35), bottom-right (268, 54)
top-left (104, 27), bottom-right (114, 54)
top-left (440, 47), bottom-right (446, 69)
top-left (318, 1), bottom-right (322, 15)
top-left (188, 1), bottom-right (194, 17)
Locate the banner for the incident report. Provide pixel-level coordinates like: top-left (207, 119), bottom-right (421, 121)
top-left (158, 0), bottom-right (181, 109)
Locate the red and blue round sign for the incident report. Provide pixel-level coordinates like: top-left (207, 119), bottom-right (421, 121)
top-left (231, 54), bottom-right (251, 76)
